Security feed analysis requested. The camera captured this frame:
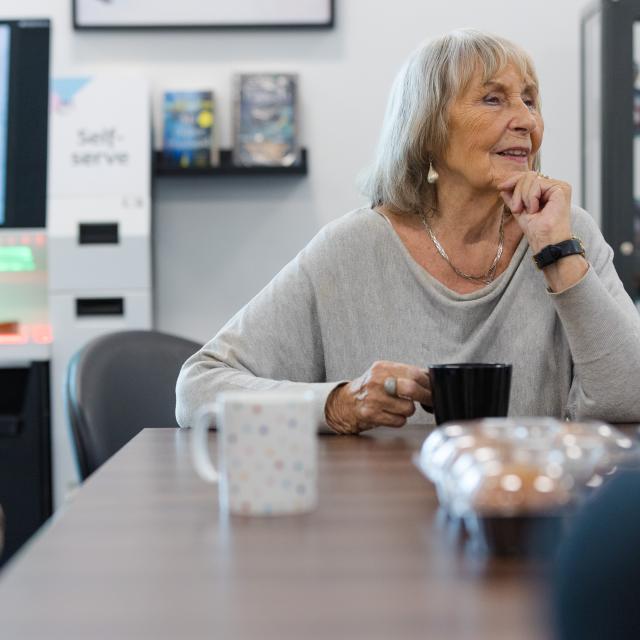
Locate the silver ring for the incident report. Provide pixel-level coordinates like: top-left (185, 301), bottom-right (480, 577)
top-left (383, 376), bottom-right (398, 397)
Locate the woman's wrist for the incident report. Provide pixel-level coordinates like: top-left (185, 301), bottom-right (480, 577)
top-left (324, 383), bottom-right (355, 434)
top-left (527, 227), bottom-right (573, 255)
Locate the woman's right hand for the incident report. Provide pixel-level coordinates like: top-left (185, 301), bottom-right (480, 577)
top-left (324, 360), bottom-right (432, 434)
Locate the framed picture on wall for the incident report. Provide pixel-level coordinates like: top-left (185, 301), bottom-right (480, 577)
top-left (73, 0), bottom-right (335, 30)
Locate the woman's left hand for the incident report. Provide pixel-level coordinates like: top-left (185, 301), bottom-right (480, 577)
top-left (497, 171), bottom-right (573, 254)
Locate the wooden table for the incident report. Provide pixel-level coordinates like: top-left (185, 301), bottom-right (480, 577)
top-left (0, 426), bottom-right (550, 640)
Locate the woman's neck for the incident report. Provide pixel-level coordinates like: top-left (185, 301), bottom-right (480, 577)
top-left (430, 183), bottom-right (505, 245)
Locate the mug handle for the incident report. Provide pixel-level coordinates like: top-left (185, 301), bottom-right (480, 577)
top-left (191, 404), bottom-right (219, 483)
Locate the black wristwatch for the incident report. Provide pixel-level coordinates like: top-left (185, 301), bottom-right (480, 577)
top-left (532, 236), bottom-right (585, 270)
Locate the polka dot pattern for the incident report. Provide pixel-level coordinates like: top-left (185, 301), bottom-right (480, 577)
top-left (219, 396), bottom-right (317, 516)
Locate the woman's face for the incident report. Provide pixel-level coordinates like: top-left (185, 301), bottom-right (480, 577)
top-left (437, 62), bottom-right (544, 193)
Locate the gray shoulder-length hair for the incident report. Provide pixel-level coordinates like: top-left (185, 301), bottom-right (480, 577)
top-left (360, 29), bottom-right (541, 215)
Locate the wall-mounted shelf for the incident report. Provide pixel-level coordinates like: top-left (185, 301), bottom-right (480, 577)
top-left (153, 148), bottom-right (308, 176)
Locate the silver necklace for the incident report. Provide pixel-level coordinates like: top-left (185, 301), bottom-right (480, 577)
top-left (420, 211), bottom-right (505, 285)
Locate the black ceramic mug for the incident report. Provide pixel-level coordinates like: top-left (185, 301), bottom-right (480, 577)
top-left (428, 363), bottom-right (512, 425)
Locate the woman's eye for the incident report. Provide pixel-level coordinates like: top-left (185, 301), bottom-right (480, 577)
top-left (523, 97), bottom-right (537, 109)
top-left (483, 95), bottom-right (500, 105)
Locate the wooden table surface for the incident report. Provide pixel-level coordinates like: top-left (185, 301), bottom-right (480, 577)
top-left (0, 426), bottom-right (551, 640)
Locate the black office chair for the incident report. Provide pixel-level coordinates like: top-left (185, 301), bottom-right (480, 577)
top-left (66, 329), bottom-right (200, 480)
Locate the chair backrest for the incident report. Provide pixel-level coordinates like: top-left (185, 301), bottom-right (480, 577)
top-left (66, 330), bottom-right (200, 480)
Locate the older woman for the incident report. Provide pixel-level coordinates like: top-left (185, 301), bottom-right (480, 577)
top-left (176, 29), bottom-right (640, 434)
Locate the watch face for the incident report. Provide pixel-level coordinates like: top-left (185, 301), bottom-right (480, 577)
top-left (533, 238), bottom-right (584, 270)
top-left (550, 245), bottom-right (563, 259)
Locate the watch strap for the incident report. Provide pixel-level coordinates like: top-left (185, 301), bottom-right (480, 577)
top-left (532, 237), bottom-right (585, 270)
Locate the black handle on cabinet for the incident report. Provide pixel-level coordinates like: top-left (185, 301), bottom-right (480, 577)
top-left (75, 298), bottom-right (124, 317)
top-left (78, 223), bottom-right (119, 245)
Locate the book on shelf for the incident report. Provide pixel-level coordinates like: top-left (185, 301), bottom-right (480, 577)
top-left (162, 90), bottom-right (218, 168)
top-left (233, 73), bottom-right (299, 167)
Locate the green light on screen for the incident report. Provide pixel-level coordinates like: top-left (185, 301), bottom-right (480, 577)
top-left (0, 246), bottom-right (36, 272)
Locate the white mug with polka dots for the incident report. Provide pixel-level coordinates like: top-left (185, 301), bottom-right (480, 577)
top-left (191, 391), bottom-right (318, 516)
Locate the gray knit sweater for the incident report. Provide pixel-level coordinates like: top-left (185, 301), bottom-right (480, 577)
top-left (176, 206), bottom-right (640, 431)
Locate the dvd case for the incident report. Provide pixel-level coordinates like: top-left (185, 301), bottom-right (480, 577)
top-left (162, 90), bottom-right (218, 168)
top-left (233, 74), bottom-right (299, 167)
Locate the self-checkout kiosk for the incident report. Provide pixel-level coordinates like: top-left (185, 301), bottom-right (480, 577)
top-left (1, 18), bottom-right (153, 563)
top-left (48, 75), bottom-right (152, 507)
top-left (0, 18), bottom-right (52, 566)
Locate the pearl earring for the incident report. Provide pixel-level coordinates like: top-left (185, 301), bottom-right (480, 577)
top-left (427, 161), bottom-right (439, 184)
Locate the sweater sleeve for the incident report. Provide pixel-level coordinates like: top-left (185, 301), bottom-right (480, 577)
top-left (550, 209), bottom-right (640, 422)
top-left (175, 244), bottom-right (342, 432)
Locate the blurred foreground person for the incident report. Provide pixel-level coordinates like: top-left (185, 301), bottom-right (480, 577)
top-left (553, 472), bottom-right (640, 639)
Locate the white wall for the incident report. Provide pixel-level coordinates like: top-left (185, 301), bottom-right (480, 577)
top-left (7, 0), bottom-right (589, 343)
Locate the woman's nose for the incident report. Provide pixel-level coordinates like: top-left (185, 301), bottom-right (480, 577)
top-left (510, 100), bottom-right (538, 133)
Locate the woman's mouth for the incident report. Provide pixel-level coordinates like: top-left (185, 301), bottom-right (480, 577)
top-left (494, 149), bottom-right (529, 164)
